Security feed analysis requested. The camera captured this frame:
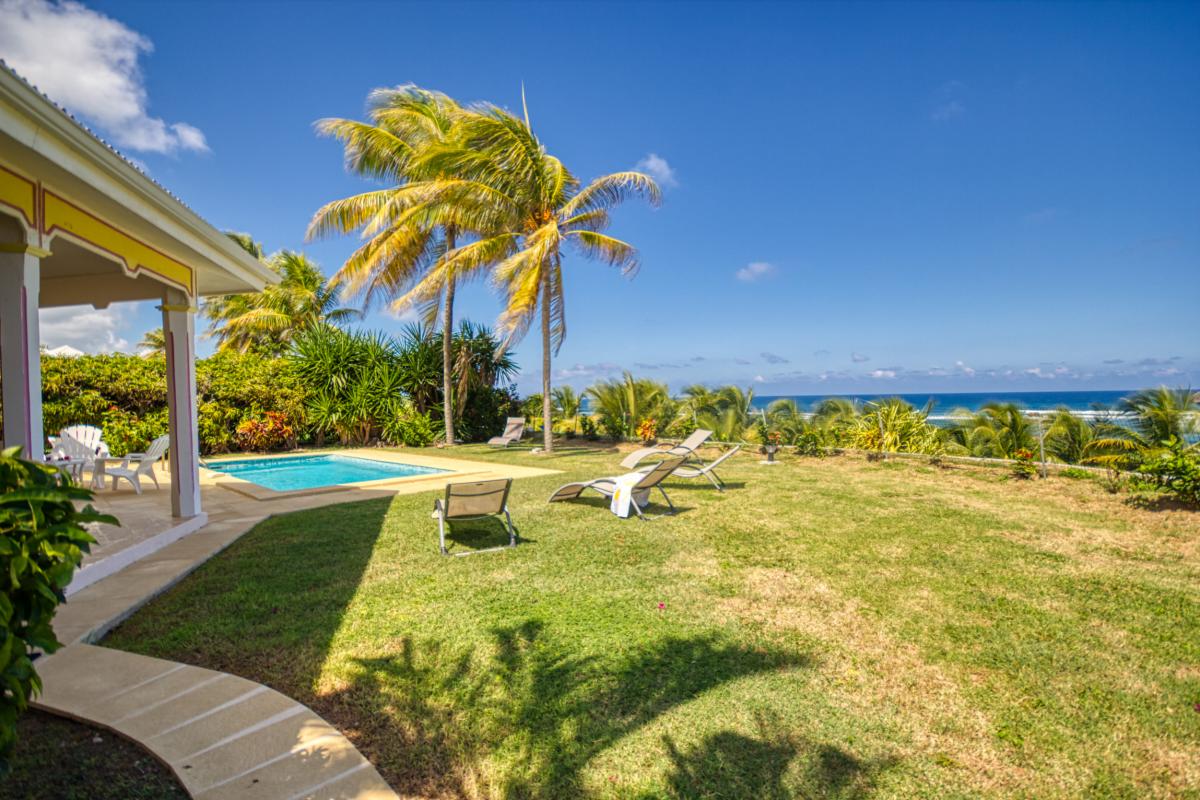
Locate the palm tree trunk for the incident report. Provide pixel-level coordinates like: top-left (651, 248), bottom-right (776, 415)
top-left (541, 267), bottom-right (553, 452)
top-left (442, 230), bottom-right (456, 447)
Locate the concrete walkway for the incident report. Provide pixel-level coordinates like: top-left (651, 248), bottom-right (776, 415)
top-left (34, 448), bottom-right (559, 799)
top-left (36, 644), bottom-right (396, 800)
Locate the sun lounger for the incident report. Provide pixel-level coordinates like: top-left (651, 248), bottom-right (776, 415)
top-left (644, 445), bottom-right (741, 491)
top-left (619, 429), bottom-right (712, 470)
top-left (433, 477), bottom-right (516, 555)
top-left (488, 417), bottom-right (525, 447)
top-left (547, 456), bottom-right (684, 519)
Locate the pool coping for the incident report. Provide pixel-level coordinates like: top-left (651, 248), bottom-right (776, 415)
top-left (201, 448), bottom-right (521, 502)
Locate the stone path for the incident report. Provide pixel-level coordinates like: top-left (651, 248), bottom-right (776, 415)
top-left (36, 644), bottom-right (396, 800)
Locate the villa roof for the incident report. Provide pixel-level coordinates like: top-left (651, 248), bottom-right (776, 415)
top-left (0, 60), bottom-right (277, 297)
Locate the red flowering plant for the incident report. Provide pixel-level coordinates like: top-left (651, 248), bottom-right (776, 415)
top-left (235, 412), bottom-right (295, 452)
top-left (635, 418), bottom-right (658, 444)
top-left (1011, 448), bottom-right (1038, 480)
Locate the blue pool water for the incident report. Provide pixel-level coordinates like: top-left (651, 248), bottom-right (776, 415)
top-left (203, 454), bottom-right (448, 492)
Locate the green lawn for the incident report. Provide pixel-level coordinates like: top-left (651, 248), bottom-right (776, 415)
top-left (104, 445), bottom-right (1200, 799)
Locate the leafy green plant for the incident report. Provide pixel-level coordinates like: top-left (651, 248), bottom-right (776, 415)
top-left (0, 448), bottom-right (113, 770)
top-left (1059, 467), bottom-right (1092, 480)
top-left (382, 408), bottom-right (435, 447)
top-left (852, 398), bottom-right (944, 455)
top-left (1133, 439), bottom-right (1200, 505)
top-left (579, 415), bottom-right (598, 441)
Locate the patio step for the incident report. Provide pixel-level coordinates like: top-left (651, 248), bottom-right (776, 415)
top-left (34, 643), bottom-right (398, 800)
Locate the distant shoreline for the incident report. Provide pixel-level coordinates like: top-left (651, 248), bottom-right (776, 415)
top-left (749, 390), bottom-right (1133, 413)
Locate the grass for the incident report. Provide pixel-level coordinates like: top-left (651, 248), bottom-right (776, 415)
top-left (104, 444), bottom-right (1200, 799)
top-left (3, 710), bottom-right (188, 800)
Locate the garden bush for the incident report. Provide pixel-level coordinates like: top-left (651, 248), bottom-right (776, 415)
top-left (30, 354), bottom-right (307, 456)
top-left (1134, 440), bottom-right (1200, 505)
top-left (0, 448), bottom-right (112, 771)
top-left (456, 385), bottom-right (520, 443)
top-left (235, 412), bottom-right (295, 452)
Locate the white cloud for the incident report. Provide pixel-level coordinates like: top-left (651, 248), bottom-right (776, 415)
top-left (634, 153), bottom-right (677, 188)
top-left (931, 101), bottom-right (964, 122)
top-left (851, 352), bottom-right (870, 363)
top-left (736, 261), bottom-right (775, 282)
top-left (753, 375), bottom-right (765, 383)
top-left (869, 369), bottom-right (896, 379)
top-left (39, 305), bottom-right (130, 353)
top-left (0, 0), bottom-right (208, 154)
top-left (554, 362), bottom-right (620, 380)
top-left (954, 359), bottom-right (976, 377)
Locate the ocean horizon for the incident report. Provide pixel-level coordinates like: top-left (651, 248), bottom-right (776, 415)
top-left (749, 389), bottom-right (1133, 413)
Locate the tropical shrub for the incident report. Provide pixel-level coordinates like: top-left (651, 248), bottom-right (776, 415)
top-left (520, 395), bottom-right (544, 432)
top-left (382, 408), bottom-right (436, 448)
top-left (636, 418), bottom-right (658, 444)
top-left (0, 448), bottom-right (112, 769)
top-left (852, 398), bottom-right (944, 455)
top-left (579, 415), bottom-right (599, 441)
top-left (1133, 440), bottom-right (1200, 505)
top-left (587, 373), bottom-right (674, 441)
top-left (235, 412), bottom-right (295, 452)
top-left (458, 386), bottom-right (520, 443)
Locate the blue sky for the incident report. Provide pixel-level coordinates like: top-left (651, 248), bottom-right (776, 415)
top-left (3, 0), bottom-right (1197, 394)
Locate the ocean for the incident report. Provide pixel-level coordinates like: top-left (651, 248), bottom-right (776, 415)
top-left (749, 390), bottom-right (1133, 414)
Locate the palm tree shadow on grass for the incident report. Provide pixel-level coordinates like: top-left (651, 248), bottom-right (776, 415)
top-left (328, 621), bottom-right (819, 799)
top-left (650, 712), bottom-right (899, 800)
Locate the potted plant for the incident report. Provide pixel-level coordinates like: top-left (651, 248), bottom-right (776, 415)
top-left (761, 430), bottom-right (782, 463)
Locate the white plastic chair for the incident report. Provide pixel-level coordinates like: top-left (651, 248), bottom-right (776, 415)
top-left (51, 434), bottom-right (96, 483)
top-left (60, 425), bottom-right (110, 457)
top-left (107, 435), bottom-right (170, 494)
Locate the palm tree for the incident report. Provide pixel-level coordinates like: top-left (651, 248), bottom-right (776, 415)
top-left (447, 320), bottom-right (518, 420)
top-left (308, 86), bottom-right (498, 447)
top-left (1044, 408), bottom-right (1096, 464)
top-left (205, 251), bottom-right (359, 356)
top-left (1087, 386), bottom-right (1199, 467)
top-left (138, 327), bottom-right (165, 357)
top-left (586, 373), bottom-right (673, 440)
top-left (398, 102), bottom-right (661, 451)
top-left (951, 402), bottom-right (1038, 459)
top-left (551, 385), bottom-right (581, 432)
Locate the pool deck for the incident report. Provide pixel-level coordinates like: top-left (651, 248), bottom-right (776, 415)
top-left (36, 446), bottom-right (559, 800)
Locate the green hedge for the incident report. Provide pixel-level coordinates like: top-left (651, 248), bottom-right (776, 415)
top-left (32, 354), bottom-right (307, 456)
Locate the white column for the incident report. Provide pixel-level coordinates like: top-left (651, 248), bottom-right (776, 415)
top-left (161, 288), bottom-right (201, 518)
top-left (0, 246), bottom-right (44, 458)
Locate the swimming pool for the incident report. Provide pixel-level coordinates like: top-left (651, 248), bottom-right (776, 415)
top-left (203, 453), bottom-right (449, 492)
